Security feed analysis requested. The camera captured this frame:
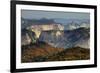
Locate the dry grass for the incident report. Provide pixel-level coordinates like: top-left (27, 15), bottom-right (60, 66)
top-left (21, 42), bottom-right (90, 63)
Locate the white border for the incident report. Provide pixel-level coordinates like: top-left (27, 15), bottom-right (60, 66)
top-left (16, 5), bottom-right (94, 69)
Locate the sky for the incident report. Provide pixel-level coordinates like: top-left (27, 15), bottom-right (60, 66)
top-left (21, 10), bottom-right (90, 20)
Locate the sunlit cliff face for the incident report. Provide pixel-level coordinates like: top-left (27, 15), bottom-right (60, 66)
top-left (27, 24), bottom-right (64, 38)
top-left (56, 31), bottom-right (62, 37)
top-left (31, 29), bottom-right (41, 38)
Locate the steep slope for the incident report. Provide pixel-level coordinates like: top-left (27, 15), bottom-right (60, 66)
top-left (21, 28), bottom-right (37, 46)
top-left (39, 27), bottom-right (90, 49)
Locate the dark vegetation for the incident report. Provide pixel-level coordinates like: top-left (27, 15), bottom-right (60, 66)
top-left (21, 41), bottom-right (90, 63)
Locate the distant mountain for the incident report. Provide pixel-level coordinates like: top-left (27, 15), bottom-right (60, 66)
top-left (22, 18), bottom-right (90, 30)
top-left (54, 18), bottom-right (90, 30)
top-left (39, 27), bottom-right (90, 49)
top-left (64, 22), bottom-right (90, 30)
top-left (54, 18), bottom-right (90, 25)
top-left (21, 18), bottom-right (56, 29)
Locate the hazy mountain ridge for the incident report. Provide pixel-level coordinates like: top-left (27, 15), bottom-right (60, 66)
top-left (21, 18), bottom-right (56, 29)
top-left (54, 18), bottom-right (90, 25)
top-left (21, 18), bottom-right (90, 30)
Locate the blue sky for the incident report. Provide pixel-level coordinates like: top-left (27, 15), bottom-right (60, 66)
top-left (21, 10), bottom-right (90, 20)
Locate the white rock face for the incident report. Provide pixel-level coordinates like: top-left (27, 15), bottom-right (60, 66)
top-left (27, 24), bottom-right (64, 38)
